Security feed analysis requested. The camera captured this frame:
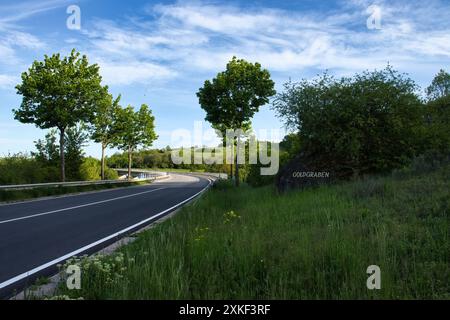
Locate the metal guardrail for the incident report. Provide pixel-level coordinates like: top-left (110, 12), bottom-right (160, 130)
top-left (0, 171), bottom-right (225, 191)
top-left (0, 171), bottom-right (170, 191)
top-left (186, 172), bottom-right (228, 180)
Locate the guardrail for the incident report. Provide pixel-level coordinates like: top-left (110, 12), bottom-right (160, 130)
top-left (185, 172), bottom-right (228, 180)
top-left (0, 171), bottom-right (170, 191)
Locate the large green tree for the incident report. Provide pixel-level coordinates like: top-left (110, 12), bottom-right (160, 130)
top-left (273, 66), bottom-right (425, 176)
top-left (197, 57), bottom-right (276, 186)
top-left (13, 49), bottom-right (106, 181)
top-left (113, 104), bottom-right (158, 180)
top-left (91, 93), bottom-right (121, 180)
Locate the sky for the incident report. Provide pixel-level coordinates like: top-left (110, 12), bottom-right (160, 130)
top-left (0, 0), bottom-right (449, 158)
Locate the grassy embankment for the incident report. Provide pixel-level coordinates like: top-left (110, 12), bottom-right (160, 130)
top-left (52, 162), bottom-right (449, 299)
top-left (0, 181), bottom-right (151, 203)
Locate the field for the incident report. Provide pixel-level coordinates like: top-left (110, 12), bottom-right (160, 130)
top-left (51, 163), bottom-right (449, 299)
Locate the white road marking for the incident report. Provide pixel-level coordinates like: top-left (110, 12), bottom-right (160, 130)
top-left (0, 177), bottom-right (212, 290)
top-left (0, 187), bottom-right (166, 225)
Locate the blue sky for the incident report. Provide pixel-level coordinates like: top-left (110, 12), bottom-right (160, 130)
top-left (0, 0), bottom-right (449, 158)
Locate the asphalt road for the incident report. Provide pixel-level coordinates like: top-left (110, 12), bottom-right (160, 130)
top-left (0, 174), bottom-right (211, 298)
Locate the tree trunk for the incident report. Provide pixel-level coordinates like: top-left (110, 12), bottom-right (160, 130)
top-left (128, 146), bottom-right (132, 181)
top-left (101, 143), bottom-right (106, 180)
top-left (59, 128), bottom-right (66, 182)
top-left (234, 136), bottom-right (240, 187)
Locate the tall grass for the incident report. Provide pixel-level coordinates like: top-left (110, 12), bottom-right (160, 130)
top-left (53, 164), bottom-right (450, 299)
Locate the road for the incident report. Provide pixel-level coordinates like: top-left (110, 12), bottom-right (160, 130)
top-left (0, 174), bottom-right (211, 298)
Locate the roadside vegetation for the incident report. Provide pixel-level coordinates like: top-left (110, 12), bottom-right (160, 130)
top-left (51, 158), bottom-right (449, 299)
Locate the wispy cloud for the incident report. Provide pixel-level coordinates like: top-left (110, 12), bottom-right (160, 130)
top-left (0, 74), bottom-right (18, 89)
top-left (1, 0), bottom-right (449, 88)
top-left (0, 0), bottom-right (72, 24)
top-left (94, 58), bottom-right (177, 86)
top-left (77, 0), bottom-right (450, 85)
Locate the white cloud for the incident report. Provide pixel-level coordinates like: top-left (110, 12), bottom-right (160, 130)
top-left (95, 59), bottom-right (177, 86)
top-left (78, 0), bottom-right (449, 79)
top-left (0, 0), bottom-right (71, 24)
top-left (0, 74), bottom-right (17, 89)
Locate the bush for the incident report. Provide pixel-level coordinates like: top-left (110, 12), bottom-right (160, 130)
top-left (272, 66), bottom-right (425, 177)
top-left (212, 179), bottom-right (235, 190)
top-left (104, 167), bottom-right (119, 180)
top-left (0, 153), bottom-right (59, 184)
top-left (424, 95), bottom-right (450, 155)
top-left (79, 157), bottom-right (101, 181)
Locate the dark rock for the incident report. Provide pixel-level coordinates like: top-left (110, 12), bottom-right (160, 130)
top-left (276, 152), bottom-right (352, 192)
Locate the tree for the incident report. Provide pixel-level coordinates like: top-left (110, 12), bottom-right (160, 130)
top-left (91, 92), bottom-right (121, 180)
top-left (113, 104), bottom-right (158, 180)
top-left (272, 66), bottom-right (425, 176)
top-left (33, 129), bottom-right (60, 167)
top-left (427, 69), bottom-right (450, 100)
top-left (13, 49), bottom-right (106, 182)
top-left (64, 124), bottom-right (89, 180)
top-left (425, 95), bottom-right (450, 155)
top-left (197, 57), bottom-right (276, 186)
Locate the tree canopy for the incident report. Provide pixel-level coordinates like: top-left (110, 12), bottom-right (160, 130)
top-left (197, 56), bottom-right (276, 185)
top-left (427, 69), bottom-right (450, 100)
top-left (272, 66), bottom-right (425, 176)
top-left (113, 104), bottom-right (158, 179)
top-left (13, 49), bottom-right (106, 181)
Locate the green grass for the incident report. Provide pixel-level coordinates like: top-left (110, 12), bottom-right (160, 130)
top-left (0, 181), bottom-right (150, 203)
top-left (53, 165), bottom-right (449, 299)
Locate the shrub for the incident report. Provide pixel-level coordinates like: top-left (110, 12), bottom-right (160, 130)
top-left (104, 167), bottom-right (119, 180)
top-left (272, 66), bottom-right (425, 177)
top-left (79, 157), bottom-right (101, 181)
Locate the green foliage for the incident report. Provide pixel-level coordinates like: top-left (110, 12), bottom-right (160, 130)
top-left (427, 69), bottom-right (450, 100)
top-left (104, 167), bottom-right (119, 180)
top-left (113, 104), bottom-right (158, 152)
top-left (0, 153), bottom-right (58, 184)
top-left (91, 93), bottom-right (121, 146)
top-left (33, 130), bottom-right (60, 166)
top-left (64, 125), bottom-right (89, 181)
top-left (279, 133), bottom-right (301, 159)
top-left (90, 92), bottom-right (122, 179)
top-left (79, 157), bottom-right (101, 181)
top-left (197, 57), bottom-right (276, 185)
top-left (197, 56), bottom-right (276, 129)
top-left (13, 49), bottom-right (106, 181)
top-left (32, 126), bottom-right (88, 181)
top-left (13, 49), bottom-right (105, 130)
top-left (272, 66), bottom-right (425, 176)
top-left (424, 95), bottom-right (450, 155)
top-left (246, 141), bottom-right (281, 187)
top-left (113, 104), bottom-right (158, 178)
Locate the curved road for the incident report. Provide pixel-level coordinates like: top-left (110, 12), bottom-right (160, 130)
top-left (0, 174), bottom-right (211, 298)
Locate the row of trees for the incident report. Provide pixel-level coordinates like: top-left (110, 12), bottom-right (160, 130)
top-left (13, 50), bottom-right (158, 182)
